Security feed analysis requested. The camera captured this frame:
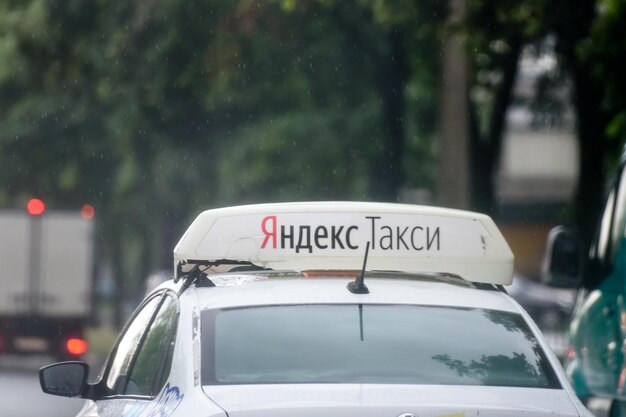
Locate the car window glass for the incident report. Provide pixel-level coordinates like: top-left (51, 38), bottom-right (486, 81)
top-left (611, 168), bottom-right (626, 261)
top-left (105, 296), bottom-right (160, 394)
top-left (125, 295), bottom-right (179, 396)
top-left (593, 187), bottom-right (616, 264)
top-left (593, 167), bottom-right (626, 270)
top-left (202, 304), bottom-right (559, 389)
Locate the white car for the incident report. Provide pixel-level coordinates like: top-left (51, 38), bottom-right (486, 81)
top-left (40, 202), bottom-right (592, 417)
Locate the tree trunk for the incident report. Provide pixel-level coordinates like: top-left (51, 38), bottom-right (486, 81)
top-left (370, 27), bottom-right (407, 201)
top-left (572, 60), bottom-right (610, 249)
top-left (550, 0), bottom-right (611, 249)
top-left (437, 0), bottom-right (470, 209)
top-left (470, 36), bottom-right (522, 215)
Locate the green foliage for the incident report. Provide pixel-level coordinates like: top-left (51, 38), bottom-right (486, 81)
top-left (0, 0), bottom-right (112, 207)
top-left (1, 0), bottom-right (623, 322)
top-left (0, 0), bottom-right (444, 321)
top-left (582, 0), bottom-right (626, 146)
top-left (217, 106), bottom-right (379, 204)
top-left (4, 0), bottom-right (624, 314)
top-left (466, 0), bottom-right (547, 137)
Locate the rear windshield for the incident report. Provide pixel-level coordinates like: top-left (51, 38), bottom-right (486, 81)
top-left (201, 304), bottom-right (560, 388)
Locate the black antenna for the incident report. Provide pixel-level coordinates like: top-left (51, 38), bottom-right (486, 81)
top-left (347, 241), bottom-right (370, 294)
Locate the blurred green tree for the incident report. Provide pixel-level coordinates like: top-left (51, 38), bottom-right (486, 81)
top-left (466, 0), bottom-right (626, 247)
top-left (573, 0), bottom-right (626, 244)
top-left (465, 0), bottom-right (546, 214)
top-left (3, 0), bottom-right (625, 324)
top-left (0, 0), bottom-right (444, 326)
top-left (204, 0), bottom-right (444, 202)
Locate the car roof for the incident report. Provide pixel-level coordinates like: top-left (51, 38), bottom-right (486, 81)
top-left (191, 272), bottom-right (520, 313)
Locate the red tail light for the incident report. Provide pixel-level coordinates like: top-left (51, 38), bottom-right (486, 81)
top-left (66, 338), bottom-right (88, 356)
top-left (81, 204), bottom-right (95, 220)
top-left (26, 198), bottom-right (46, 215)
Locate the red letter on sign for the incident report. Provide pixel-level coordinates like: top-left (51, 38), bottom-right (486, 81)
top-left (261, 216), bottom-right (277, 248)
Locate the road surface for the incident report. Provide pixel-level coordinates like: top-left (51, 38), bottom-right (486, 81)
top-left (0, 355), bottom-right (84, 417)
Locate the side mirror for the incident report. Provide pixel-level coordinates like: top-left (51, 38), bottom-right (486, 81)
top-left (541, 226), bottom-right (583, 288)
top-left (39, 361), bottom-right (89, 397)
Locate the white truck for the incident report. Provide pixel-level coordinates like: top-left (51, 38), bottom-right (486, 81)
top-left (0, 209), bottom-right (94, 360)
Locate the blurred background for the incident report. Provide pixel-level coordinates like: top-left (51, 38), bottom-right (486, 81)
top-left (1, 0), bottom-right (625, 415)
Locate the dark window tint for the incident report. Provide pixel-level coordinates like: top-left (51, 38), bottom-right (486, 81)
top-left (201, 304), bottom-right (560, 388)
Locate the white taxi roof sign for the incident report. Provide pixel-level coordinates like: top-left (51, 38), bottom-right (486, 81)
top-left (173, 202), bottom-right (514, 285)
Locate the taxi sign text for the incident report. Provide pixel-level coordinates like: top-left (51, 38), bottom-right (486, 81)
top-left (260, 215), bottom-right (440, 253)
top-left (196, 212), bottom-right (487, 259)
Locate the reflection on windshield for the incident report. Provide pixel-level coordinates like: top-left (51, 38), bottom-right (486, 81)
top-left (430, 309), bottom-right (555, 387)
top-left (201, 304), bottom-right (559, 388)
